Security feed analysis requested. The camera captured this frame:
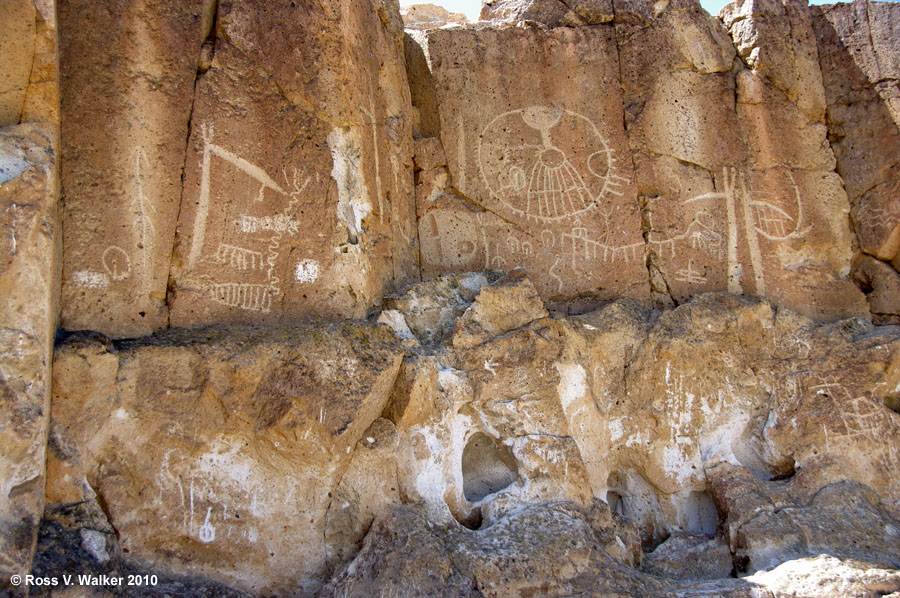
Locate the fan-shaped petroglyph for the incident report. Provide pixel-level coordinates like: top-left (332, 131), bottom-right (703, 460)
top-left (479, 106), bottom-right (628, 225)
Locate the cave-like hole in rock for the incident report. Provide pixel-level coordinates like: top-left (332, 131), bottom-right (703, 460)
top-left (685, 490), bottom-right (719, 536)
top-left (462, 433), bottom-right (519, 503)
top-left (607, 491), bottom-right (626, 517)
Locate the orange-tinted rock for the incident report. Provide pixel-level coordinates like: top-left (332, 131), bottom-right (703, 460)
top-left (167, 0), bottom-right (418, 328)
top-left (0, 123), bottom-right (59, 594)
top-left (57, 0), bottom-right (211, 337)
top-left (49, 323), bottom-right (403, 595)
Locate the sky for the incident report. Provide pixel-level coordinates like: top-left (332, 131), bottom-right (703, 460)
top-left (400, 0), bottom-right (862, 20)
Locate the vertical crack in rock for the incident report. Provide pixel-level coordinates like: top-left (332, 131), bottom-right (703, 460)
top-left (167, 0), bottom-right (218, 328)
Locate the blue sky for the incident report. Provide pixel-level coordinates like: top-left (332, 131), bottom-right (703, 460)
top-left (401, 0), bottom-right (858, 20)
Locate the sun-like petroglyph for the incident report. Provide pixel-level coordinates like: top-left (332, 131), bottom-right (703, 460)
top-left (479, 106), bottom-right (628, 225)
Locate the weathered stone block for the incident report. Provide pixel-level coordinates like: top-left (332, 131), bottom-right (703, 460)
top-left (0, 123), bottom-right (58, 595)
top-left (48, 323), bottom-right (403, 596)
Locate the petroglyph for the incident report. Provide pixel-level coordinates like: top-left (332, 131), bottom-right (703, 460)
top-left (102, 246), bottom-right (131, 281)
top-left (214, 244), bottom-right (265, 271)
top-left (479, 106), bottom-right (628, 225)
top-left (181, 125), bottom-right (318, 314)
top-left (650, 167), bottom-right (806, 295)
top-left (198, 507), bottom-right (216, 543)
top-left (419, 210), bottom-right (481, 268)
top-left (190, 125), bottom-right (292, 270)
top-left (236, 214), bottom-right (300, 235)
top-left (674, 261), bottom-right (708, 285)
top-left (295, 259), bottom-right (320, 283)
top-left (72, 271), bottom-right (110, 289)
top-left (209, 282), bottom-right (274, 313)
top-left (561, 226), bottom-right (643, 269)
top-left (130, 147), bottom-right (156, 290)
top-left (360, 103), bottom-right (385, 224)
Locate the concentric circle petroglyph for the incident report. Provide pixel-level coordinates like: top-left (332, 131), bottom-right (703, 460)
top-left (479, 106), bottom-right (626, 224)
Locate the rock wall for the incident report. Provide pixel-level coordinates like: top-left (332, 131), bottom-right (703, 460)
top-left (0, 0), bottom-right (900, 596)
top-left (44, 271), bottom-right (900, 596)
top-left (48, 0), bottom-right (900, 339)
top-left (58, 0), bottom-right (419, 338)
top-left (0, 1), bottom-right (59, 594)
top-left (412, 0), bottom-right (874, 321)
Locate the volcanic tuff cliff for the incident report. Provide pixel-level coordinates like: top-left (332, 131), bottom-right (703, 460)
top-left (1, 0), bottom-right (900, 596)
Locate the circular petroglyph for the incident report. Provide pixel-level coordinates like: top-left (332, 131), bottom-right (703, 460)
top-left (479, 106), bottom-right (624, 224)
top-left (102, 246), bottom-right (132, 281)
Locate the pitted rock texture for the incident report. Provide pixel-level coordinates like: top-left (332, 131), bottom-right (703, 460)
top-left (58, 0), bottom-right (419, 337)
top-left (43, 270), bottom-right (900, 597)
top-left (3, 0), bottom-right (900, 595)
top-left (411, 0), bottom-right (869, 321)
top-left (48, 0), bottom-right (900, 339)
top-left (401, 3), bottom-right (469, 29)
top-left (0, 123), bottom-right (58, 596)
top-left (30, 499), bottom-right (252, 598)
top-left (47, 323), bottom-right (403, 596)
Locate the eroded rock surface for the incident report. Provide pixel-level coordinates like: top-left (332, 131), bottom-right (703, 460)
top-left (0, 123), bottom-right (58, 595)
top-left (3, 0), bottom-right (900, 595)
top-left (58, 0), bottom-right (418, 337)
top-left (323, 271), bottom-right (900, 597)
top-left (47, 323), bottom-right (403, 595)
top-left (41, 269), bottom-right (900, 596)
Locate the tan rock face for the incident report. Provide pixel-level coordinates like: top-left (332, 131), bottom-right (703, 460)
top-left (48, 323), bottom-right (403, 595)
top-left (0, 0), bottom-right (58, 127)
top-left (41, 268), bottom-right (900, 596)
top-left (325, 273), bottom-right (900, 596)
top-left (0, 0), bottom-right (36, 126)
top-left (814, 2), bottom-right (900, 267)
top-left (0, 123), bottom-right (58, 594)
top-left (58, 0), bottom-right (211, 336)
top-left (401, 3), bottom-right (469, 29)
top-left (417, 26), bottom-right (650, 303)
top-left (405, 0), bottom-right (869, 321)
top-left (58, 0), bottom-right (418, 337)
top-left (481, 0), bottom-right (614, 25)
top-left (12, 0), bottom-right (900, 595)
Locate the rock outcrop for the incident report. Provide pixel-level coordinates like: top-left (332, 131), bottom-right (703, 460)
top-left (41, 271), bottom-right (900, 596)
top-left (47, 323), bottom-right (403, 595)
top-left (0, 2), bottom-right (60, 592)
top-left (0, 124), bottom-right (59, 596)
top-left (58, 0), bottom-right (419, 337)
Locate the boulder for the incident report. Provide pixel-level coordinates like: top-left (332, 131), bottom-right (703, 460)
top-left (0, 123), bottom-right (58, 595)
top-left (47, 323), bottom-right (403, 595)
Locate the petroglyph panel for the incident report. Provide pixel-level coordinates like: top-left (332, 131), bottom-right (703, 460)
top-left (58, 0), bottom-right (210, 337)
top-left (175, 124), bottom-right (315, 317)
top-left (168, 19), bottom-right (417, 327)
top-left (421, 26), bottom-right (648, 301)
